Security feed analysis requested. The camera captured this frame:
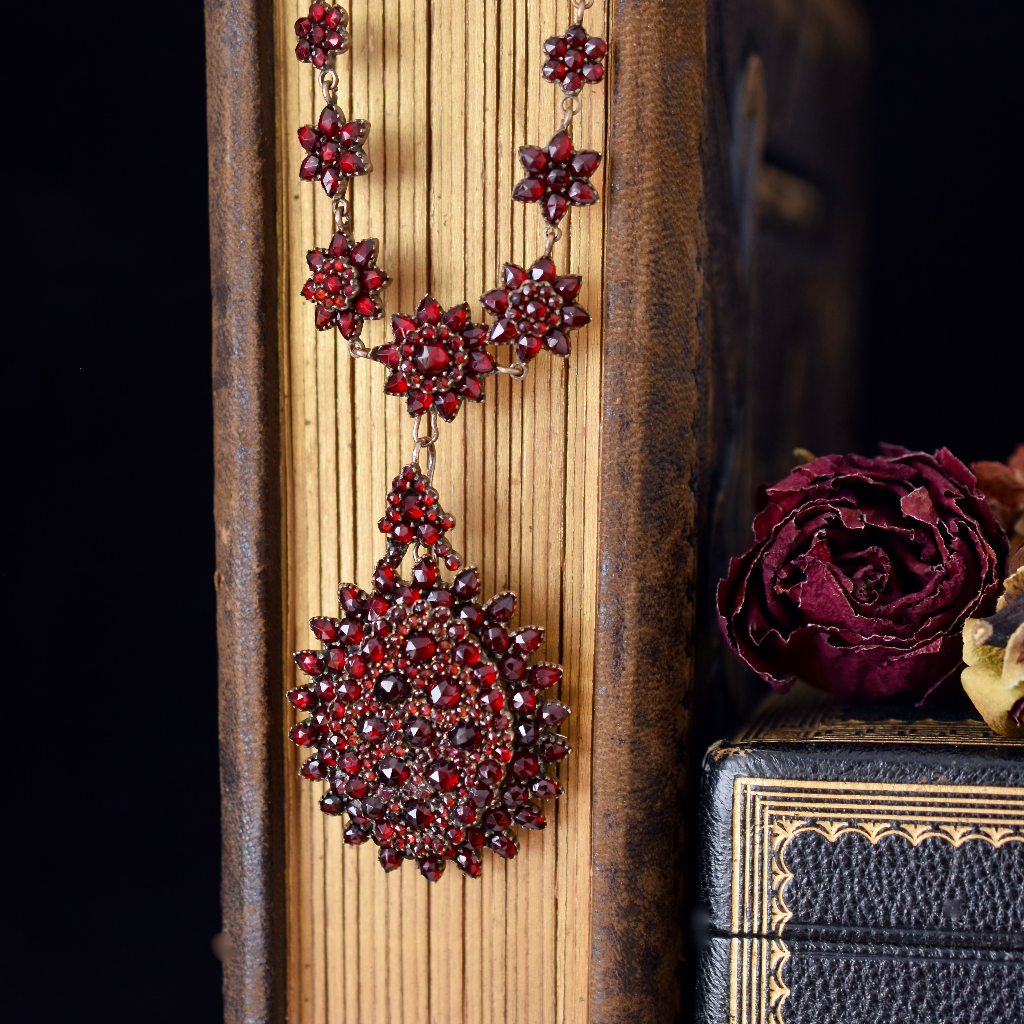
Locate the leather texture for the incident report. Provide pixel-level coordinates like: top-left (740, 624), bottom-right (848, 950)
top-left (206, 0), bottom-right (284, 1019)
top-left (694, 693), bottom-right (1024, 1023)
top-left (698, 936), bottom-right (1024, 1024)
top-left (591, 2), bottom-right (710, 1022)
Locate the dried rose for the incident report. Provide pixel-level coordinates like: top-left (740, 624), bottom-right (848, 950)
top-left (971, 443), bottom-right (1024, 561)
top-left (717, 445), bottom-right (1009, 700)
top-left (961, 568), bottom-right (1024, 737)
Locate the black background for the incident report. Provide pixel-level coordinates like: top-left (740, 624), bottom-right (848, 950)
top-left (2, 3), bottom-right (1018, 1020)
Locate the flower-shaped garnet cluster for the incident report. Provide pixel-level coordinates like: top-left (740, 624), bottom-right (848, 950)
top-left (378, 464), bottom-right (461, 572)
top-left (372, 296), bottom-right (497, 421)
top-left (542, 25), bottom-right (607, 93)
top-left (513, 131), bottom-right (601, 225)
top-left (301, 231), bottom-right (389, 338)
top-left (481, 259), bottom-right (590, 362)
top-left (298, 106), bottom-right (371, 197)
top-left (294, 3), bottom-right (350, 68)
top-left (288, 561), bottom-right (570, 880)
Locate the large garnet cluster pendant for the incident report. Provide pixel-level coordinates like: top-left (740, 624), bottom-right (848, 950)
top-left (288, 466), bottom-right (570, 881)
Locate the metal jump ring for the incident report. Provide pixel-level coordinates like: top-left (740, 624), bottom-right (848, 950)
top-left (574, 0), bottom-right (595, 25)
top-left (560, 93), bottom-right (583, 130)
top-left (495, 360), bottom-right (528, 380)
top-left (319, 67), bottom-right (340, 107)
top-left (333, 194), bottom-right (352, 233)
top-left (543, 225), bottom-right (563, 256)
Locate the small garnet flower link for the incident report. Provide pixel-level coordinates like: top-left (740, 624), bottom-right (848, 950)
top-left (481, 259), bottom-right (590, 362)
top-left (301, 231), bottom-right (390, 338)
top-left (513, 131), bottom-right (601, 225)
top-left (298, 106), bottom-right (371, 197)
top-left (294, 3), bottom-right (350, 67)
top-left (372, 296), bottom-right (497, 421)
top-left (377, 463), bottom-right (461, 571)
top-left (542, 25), bottom-right (607, 94)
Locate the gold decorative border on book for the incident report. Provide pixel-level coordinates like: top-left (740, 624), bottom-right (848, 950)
top-left (727, 778), bottom-right (1024, 1024)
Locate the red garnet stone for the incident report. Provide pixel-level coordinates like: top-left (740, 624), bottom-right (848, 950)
top-left (301, 232), bottom-right (390, 338)
top-left (481, 258), bottom-right (590, 362)
top-left (372, 296), bottom-right (497, 421)
top-left (542, 25), bottom-right (607, 94)
top-left (512, 130), bottom-right (601, 226)
top-left (377, 462), bottom-right (461, 571)
top-left (297, 105), bottom-right (371, 197)
top-left (287, 558), bottom-right (571, 880)
top-left (294, 3), bottom-right (350, 68)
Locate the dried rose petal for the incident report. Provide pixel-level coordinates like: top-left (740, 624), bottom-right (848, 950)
top-left (971, 443), bottom-right (1024, 558)
top-left (717, 445), bottom-right (1009, 700)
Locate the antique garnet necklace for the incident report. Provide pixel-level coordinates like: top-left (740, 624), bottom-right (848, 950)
top-left (287, 1), bottom-right (607, 882)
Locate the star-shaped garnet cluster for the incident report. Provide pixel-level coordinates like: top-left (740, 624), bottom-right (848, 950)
top-left (288, 559), bottom-right (570, 880)
top-left (301, 232), bottom-right (389, 337)
top-left (294, 3), bottom-right (349, 67)
top-left (542, 25), bottom-right (607, 93)
top-left (378, 463), bottom-right (461, 572)
top-left (372, 296), bottom-right (497, 421)
top-left (481, 258), bottom-right (590, 362)
top-left (513, 131), bottom-right (601, 226)
top-left (298, 106), bottom-right (371, 197)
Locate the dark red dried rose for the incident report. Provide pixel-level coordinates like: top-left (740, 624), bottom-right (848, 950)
top-left (717, 445), bottom-right (1009, 700)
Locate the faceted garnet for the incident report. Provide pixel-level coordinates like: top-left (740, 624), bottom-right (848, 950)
top-left (288, 554), bottom-right (571, 880)
top-left (294, 3), bottom-right (350, 68)
top-left (512, 130), bottom-right (601, 226)
top-left (297, 105), bottom-right (371, 197)
top-left (480, 258), bottom-right (591, 362)
top-left (372, 295), bottom-right (497, 421)
top-left (300, 231), bottom-right (390, 338)
top-left (541, 24), bottom-right (607, 94)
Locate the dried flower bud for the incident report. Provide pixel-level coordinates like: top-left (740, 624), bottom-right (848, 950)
top-left (961, 567), bottom-right (1024, 737)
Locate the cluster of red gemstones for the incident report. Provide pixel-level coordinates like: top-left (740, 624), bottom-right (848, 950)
top-left (301, 232), bottom-right (389, 338)
top-left (294, 3), bottom-right (349, 68)
top-left (298, 106), bottom-right (371, 197)
top-left (481, 259), bottom-right (590, 362)
top-left (542, 25), bottom-right (607, 94)
top-left (288, 559), bottom-right (570, 880)
top-left (373, 296), bottom-right (497, 421)
top-left (513, 131), bottom-right (601, 225)
top-left (283, 7), bottom-right (601, 882)
top-left (378, 464), bottom-right (461, 572)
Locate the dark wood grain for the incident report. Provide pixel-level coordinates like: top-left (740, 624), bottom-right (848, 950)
top-left (206, 0), bottom-right (283, 1019)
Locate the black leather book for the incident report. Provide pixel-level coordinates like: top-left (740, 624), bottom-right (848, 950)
top-left (695, 684), bottom-right (1024, 1024)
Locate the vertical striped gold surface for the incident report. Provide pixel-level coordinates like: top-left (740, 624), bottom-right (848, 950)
top-left (274, 3), bottom-right (608, 1020)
